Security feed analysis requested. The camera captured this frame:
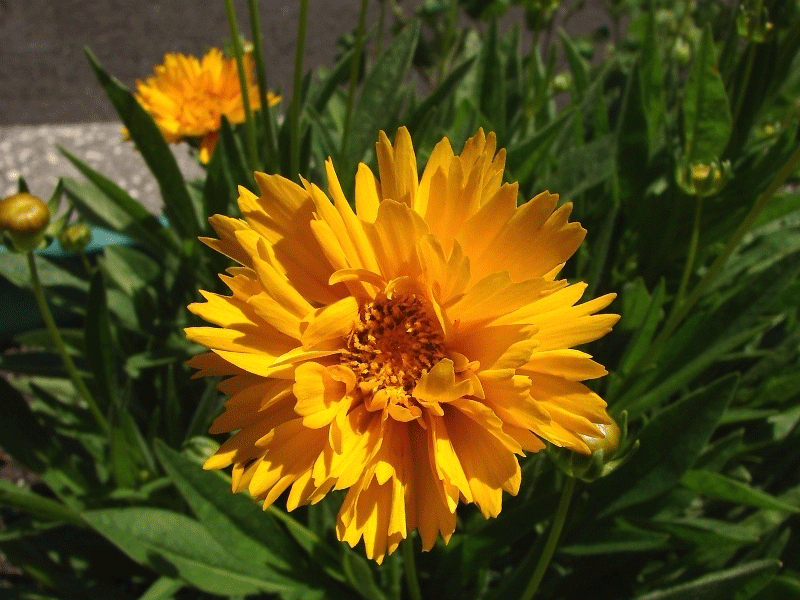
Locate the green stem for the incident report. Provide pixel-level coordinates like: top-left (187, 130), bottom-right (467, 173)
top-left (27, 251), bottom-right (109, 435)
top-left (341, 0), bottom-right (370, 163)
top-left (520, 476), bottom-right (576, 600)
top-left (247, 0), bottom-right (277, 170)
top-left (648, 141), bottom-right (800, 362)
top-left (402, 537), bottom-right (422, 600)
top-left (731, 0), bottom-right (764, 127)
top-left (675, 196), bottom-right (703, 306)
top-left (224, 0), bottom-right (260, 174)
top-left (290, 0), bottom-right (310, 180)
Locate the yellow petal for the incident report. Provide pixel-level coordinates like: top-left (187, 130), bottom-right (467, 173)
top-left (301, 295), bottom-right (360, 349)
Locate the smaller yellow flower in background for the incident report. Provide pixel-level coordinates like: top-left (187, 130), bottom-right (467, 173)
top-left (134, 48), bottom-right (280, 163)
top-left (187, 128), bottom-right (618, 563)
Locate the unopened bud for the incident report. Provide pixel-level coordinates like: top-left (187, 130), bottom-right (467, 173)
top-left (0, 192), bottom-right (51, 252)
top-left (548, 413), bottom-right (637, 482)
top-left (59, 223), bottom-right (92, 253)
top-left (552, 73), bottom-right (572, 93)
top-left (677, 158), bottom-right (730, 197)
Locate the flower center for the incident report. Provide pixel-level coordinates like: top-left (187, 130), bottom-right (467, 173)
top-left (342, 293), bottom-right (446, 412)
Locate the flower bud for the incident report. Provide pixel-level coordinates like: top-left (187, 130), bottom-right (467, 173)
top-left (59, 223), bottom-right (92, 253)
top-left (552, 73), bottom-right (572, 93)
top-left (0, 192), bottom-right (51, 253)
top-left (676, 158), bottom-right (730, 197)
top-left (673, 37), bottom-right (692, 67)
top-left (548, 413), bottom-right (638, 482)
top-left (579, 420), bottom-right (621, 459)
top-left (737, 6), bottom-right (774, 43)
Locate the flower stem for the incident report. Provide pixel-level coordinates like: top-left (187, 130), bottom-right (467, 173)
top-left (402, 537), bottom-right (423, 600)
top-left (520, 476), bottom-right (576, 600)
top-left (224, 0), bottom-right (260, 174)
top-left (675, 196), bottom-right (702, 307)
top-left (27, 251), bottom-right (109, 435)
top-left (340, 0), bottom-right (370, 163)
top-left (290, 0), bottom-right (310, 180)
top-left (247, 0), bottom-right (277, 170)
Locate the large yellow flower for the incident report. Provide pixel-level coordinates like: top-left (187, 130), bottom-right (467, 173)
top-left (186, 128), bottom-right (618, 562)
top-left (134, 48), bottom-right (279, 163)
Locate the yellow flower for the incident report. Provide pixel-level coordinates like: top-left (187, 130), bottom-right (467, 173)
top-left (186, 128), bottom-right (618, 562)
top-left (134, 48), bottom-right (280, 163)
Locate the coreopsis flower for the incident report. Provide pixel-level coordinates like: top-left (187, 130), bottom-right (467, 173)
top-left (134, 48), bottom-right (280, 163)
top-left (186, 128), bottom-right (618, 562)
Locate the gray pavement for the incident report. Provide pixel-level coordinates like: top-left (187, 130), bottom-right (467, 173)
top-left (1, 1), bottom-right (611, 214)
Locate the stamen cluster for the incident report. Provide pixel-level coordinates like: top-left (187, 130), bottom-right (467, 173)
top-left (342, 293), bottom-right (446, 397)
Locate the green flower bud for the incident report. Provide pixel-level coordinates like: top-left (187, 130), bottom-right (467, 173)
top-left (59, 223), bottom-right (92, 253)
top-left (0, 192), bottom-right (51, 253)
top-left (548, 413), bottom-right (638, 482)
top-left (552, 73), bottom-right (572, 93)
top-left (676, 157), bottom-right (730, 198)
top-left (673, 37), bottom-right (692, 67)
top-left (737, 6), bottom-right (774, 43)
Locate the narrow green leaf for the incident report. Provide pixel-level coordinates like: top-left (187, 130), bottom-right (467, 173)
top-left (639, 9), bottom-right (666, 158)
top-left (58, 146), bottom-right (178, 253)
top-left (0, 480), bottom-right (85, 526)
top-left (407, 57), bottom-right (476, 137)
top-left (345, 22), bottom-right (419, 172)
top-left (682, 26), bottom-right (732, 163)
top-left (505, 108), bottom-right (574, 183)
top-left (476, 21), bottom-right (505, 140)
top-left (137, 577), bottom-right (184, 600)
top-left (594, 374), bottom-right (737, 516)
top-left (84, 270), bottom-right (117, 411)
top-left (202, 120), bottom-right (239, 220)
top-left (549, 134), bottom-right (615, 203)
top-left (617, 279), bottom-right (666, 377)
top-left (83, 508), bottom-right (300, 596)
top-left (560, 527), bottom-right (670, 556)
top-left (634, 560), bottom-right (781, 600)
top-left (342, 552), bottom-right (388, 600)
top-left (558, 28), bottom-right (589, 97)
top-left (681, 470), bottom-right (800, 513)
top-left (154, 441), bottom-right (324, 584)
top-left (84, 48), bottom-right (200, 239)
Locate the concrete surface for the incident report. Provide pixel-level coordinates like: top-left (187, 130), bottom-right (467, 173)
top-left (0, 0), bottom-right (612, 214)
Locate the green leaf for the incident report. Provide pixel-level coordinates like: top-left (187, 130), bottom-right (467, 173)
top-left (84, 269), bottom-right (117, 411)
top-left (153, 440), bottom-right (302, 574)
top-left (682, 26), bottom-right (732, 163)
top-left (136, 577), bottom-right (183, 600)
top-left (84, 48), bottom-right (200, 240)
top-left (549, 134), bottom-right (615, 203)
top-left (634, 559), bottom-right (781, 600)
top-left (0, 480), bottom-right (85, 526)
top-left (476, 21), bottom-right (505, 140)
top-left (83, 508), bottom-right (302, 596)
top-left (341, 551), bottom-right (388, 600)
top-left (560, 527), bottom-right (670, 556)
top-left (505, 108), bottom-right (574, 183)
top-left (681, 470), bottom-right (800, 513)
top-left (652, 516), bottom-right (760, 545)
top-left (617, 279), bottom-right (666, 376)
top-left (58, 146), bottom-right (178, 253)
top-left (558, 28), bottom-right (589, 97)
top-left (344, 22), bottom-right (419, 175)
top-left (639, 9), bottom-right (666, 158)
top-left (407, 57), bottom-right (476, 138)
top-left (595, 374), bottom-right (737, 516)
top-left (102, 245), bottom-right (161, 297)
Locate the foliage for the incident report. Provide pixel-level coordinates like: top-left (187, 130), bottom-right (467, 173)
top-left (2, 0), bottom-right (800, 598)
